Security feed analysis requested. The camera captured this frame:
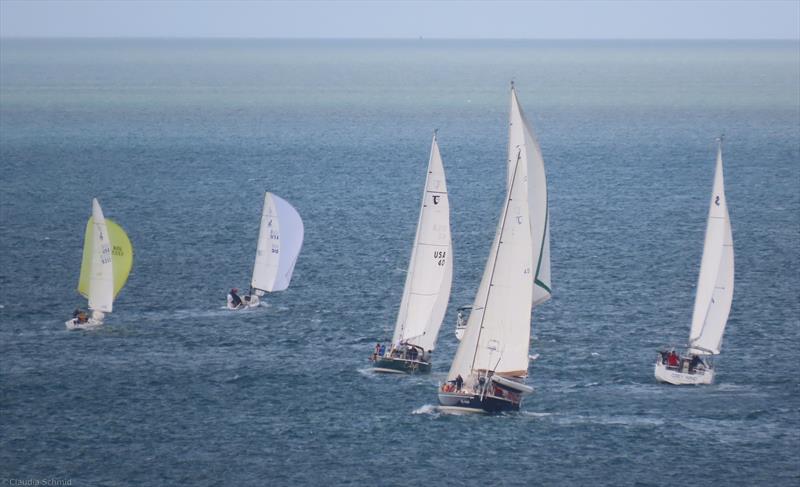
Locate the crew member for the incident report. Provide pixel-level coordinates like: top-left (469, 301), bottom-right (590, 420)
top-left (228, 288), bottom-right (243, 309)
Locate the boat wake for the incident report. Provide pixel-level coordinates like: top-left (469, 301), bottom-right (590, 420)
top-left (356, 367), bottom-right (380, 378)
top-left (521, 411), bottom-right (556, 418)
top-left (552, 414), bottom-right (665, 428)
top-left (412, 404), bottom-right (439, 415)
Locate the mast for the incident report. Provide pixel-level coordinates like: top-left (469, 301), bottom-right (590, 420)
top-left (392, 131), bottom-right (452, 351)
top-left (251, 192), bottom-right (279, 294)
top-left (506, 81), bottom-right (517, 190)
top-left (393, 135), bottom-right (431, 345)
top-left (447, 86), bottom-right (541, 382)
top-left (87, 198), bottom-right (114, 313)
top-left (688, 136), bottom-right (734, 355)
top-left (469, 150), bottom-right (524, 372)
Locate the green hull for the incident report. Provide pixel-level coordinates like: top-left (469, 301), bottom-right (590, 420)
top-left (372, 356), bottom-right (432, 374)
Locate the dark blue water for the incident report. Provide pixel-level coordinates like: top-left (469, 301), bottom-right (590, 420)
top-left (1, 39), bottom-right (798, 486)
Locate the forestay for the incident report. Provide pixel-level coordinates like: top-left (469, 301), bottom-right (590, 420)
top-left (689, 143), bottom-right (734, 355)
top-left (81, 199), bottom-right (114, 313)
top-left (448, 148), bottom-right (534, 381)
top-left (392, 133), bottom-right (453, 352)
top-left (251, 192), bottom-right (304, 293)
top-left (448, 85), bottom-right (551, 382)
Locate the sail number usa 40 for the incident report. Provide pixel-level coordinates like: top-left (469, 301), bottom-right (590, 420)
top-left (434, 250), bottom-right (447, 266)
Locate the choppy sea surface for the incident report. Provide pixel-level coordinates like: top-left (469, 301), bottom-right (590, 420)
top-left (1, 39), bottom-right (798, 486)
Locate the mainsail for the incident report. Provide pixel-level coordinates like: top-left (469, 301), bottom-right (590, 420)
top-left (76, 199), bottom-right (133, 313)
top-left (392, 133), bottom-right (453, 352)
top-left (689, 142), bottom-right (734, 355)
top-left (250, 192), bottom-right (304, 293)
top-left (448, 150), bottom-right (533, 380)
top-left (448, 85), bottom-right (550, 382)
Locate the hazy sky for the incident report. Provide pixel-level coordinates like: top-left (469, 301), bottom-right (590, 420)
top-left (1, 0), bottom-right (798, 39)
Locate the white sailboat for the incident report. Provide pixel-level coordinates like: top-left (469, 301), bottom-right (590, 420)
top-left (66, 198), bottom-right (133, 330)
top-left (228, 192), bottom-right (304, 310)
top-left (439, 84), bottom-right (551, 413)
top-left (371, 132), bottom-right (452, 373)
top-left (454, 82), bottom-right (552, 341)
top-left (655, 138), bottom-right (734, 385)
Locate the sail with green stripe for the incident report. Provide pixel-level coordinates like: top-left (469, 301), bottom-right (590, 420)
top-left (447, 84), bottom-right (551, 384)
top-left (508, 84), bottom-right (552, 305)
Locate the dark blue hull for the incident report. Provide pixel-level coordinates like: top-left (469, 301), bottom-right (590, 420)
top-left (437, 391), bottom-right (520, 413)
top-left (371, 356), bottom-right (432, 374)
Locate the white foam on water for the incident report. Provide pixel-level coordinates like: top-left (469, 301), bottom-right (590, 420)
top-left (412, 404), bottom-right (438, 415)
top-left (521, 411), bottom-right (555, 418)
top-left (356, 367), bottom-right (378, 378)
top-left (552, 413), bottom-right (664, 427)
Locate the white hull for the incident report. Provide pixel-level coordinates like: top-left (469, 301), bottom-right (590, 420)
top-left (454, 307), bottom-right (470, 342)
top-left (227, 294), bottom-right (261, 310)
top-left (65, 318), bottom-right (103, 330)
top-left (654, 360), bottom-right (714, 385)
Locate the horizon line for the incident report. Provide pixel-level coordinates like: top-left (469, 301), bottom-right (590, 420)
top-left (2, 36), bottom-right (798, 41)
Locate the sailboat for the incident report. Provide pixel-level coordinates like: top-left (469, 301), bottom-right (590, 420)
top-left (371, 132), bottom-right (452, 374)
top-left (228, 192), bottom-right (304, 310)
top-left (454, 305), bottom-right (471, 341)
top-left (655, 138), bottom-right (734, 385)
top-left (66, 198), bottom-right (133, 330)
top-left (438, 83), bottom-right (551, 413)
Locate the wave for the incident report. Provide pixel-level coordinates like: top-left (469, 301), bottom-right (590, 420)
top-left (521, 411), bottom-right (556, 418)
top-left (551, 414), bottom-right (665, 427)
top-left (412, 404), bottom-right (439, 415)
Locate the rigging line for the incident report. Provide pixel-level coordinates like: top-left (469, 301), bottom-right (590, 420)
top-left (398, 142), bottom-right (438, 341)
top-left (470, 148), bottom-right (524, 373)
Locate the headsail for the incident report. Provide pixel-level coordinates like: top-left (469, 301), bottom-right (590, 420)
top-left (392, 133), bottom-right (453, 352)
top-left (78, 216), bottom-right (133, 301)
top-left (509, 85), bottom-right (552, 305)
top-left (689, 141), bottom-right (734, 355)
top-left (77, 199), bottom-right (114, 312)
top-left (251, 192), bottom-right (304, 293)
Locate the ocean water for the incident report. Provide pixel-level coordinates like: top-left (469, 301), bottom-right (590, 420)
top-left (1, 39), bottom-right (798, 486)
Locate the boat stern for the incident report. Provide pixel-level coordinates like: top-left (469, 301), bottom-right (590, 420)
top-left (371, 356), bottom-right (431, 374)
top-left (654, 360), bottom-right (714, 385)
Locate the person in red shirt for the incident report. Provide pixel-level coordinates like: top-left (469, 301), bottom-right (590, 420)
top-left (667, 351), bottom-right (680, 367)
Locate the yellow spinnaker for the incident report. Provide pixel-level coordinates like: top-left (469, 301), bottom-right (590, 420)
top-left (78, 217), bottom-right (133, 299)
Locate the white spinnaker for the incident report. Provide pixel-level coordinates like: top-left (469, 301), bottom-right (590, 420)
top-left (689, 145), bottom-right (734, 355)
top-left (509, 86), bottom-right (552, 305)
top-left (448, 150), bottom-right (533, 381)
top-left (88, 198), bottom-right (114, 313)
top-left (251, 192), bottom-right (304, 293)
top-left (393, 134), bottom-right (453, 352)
